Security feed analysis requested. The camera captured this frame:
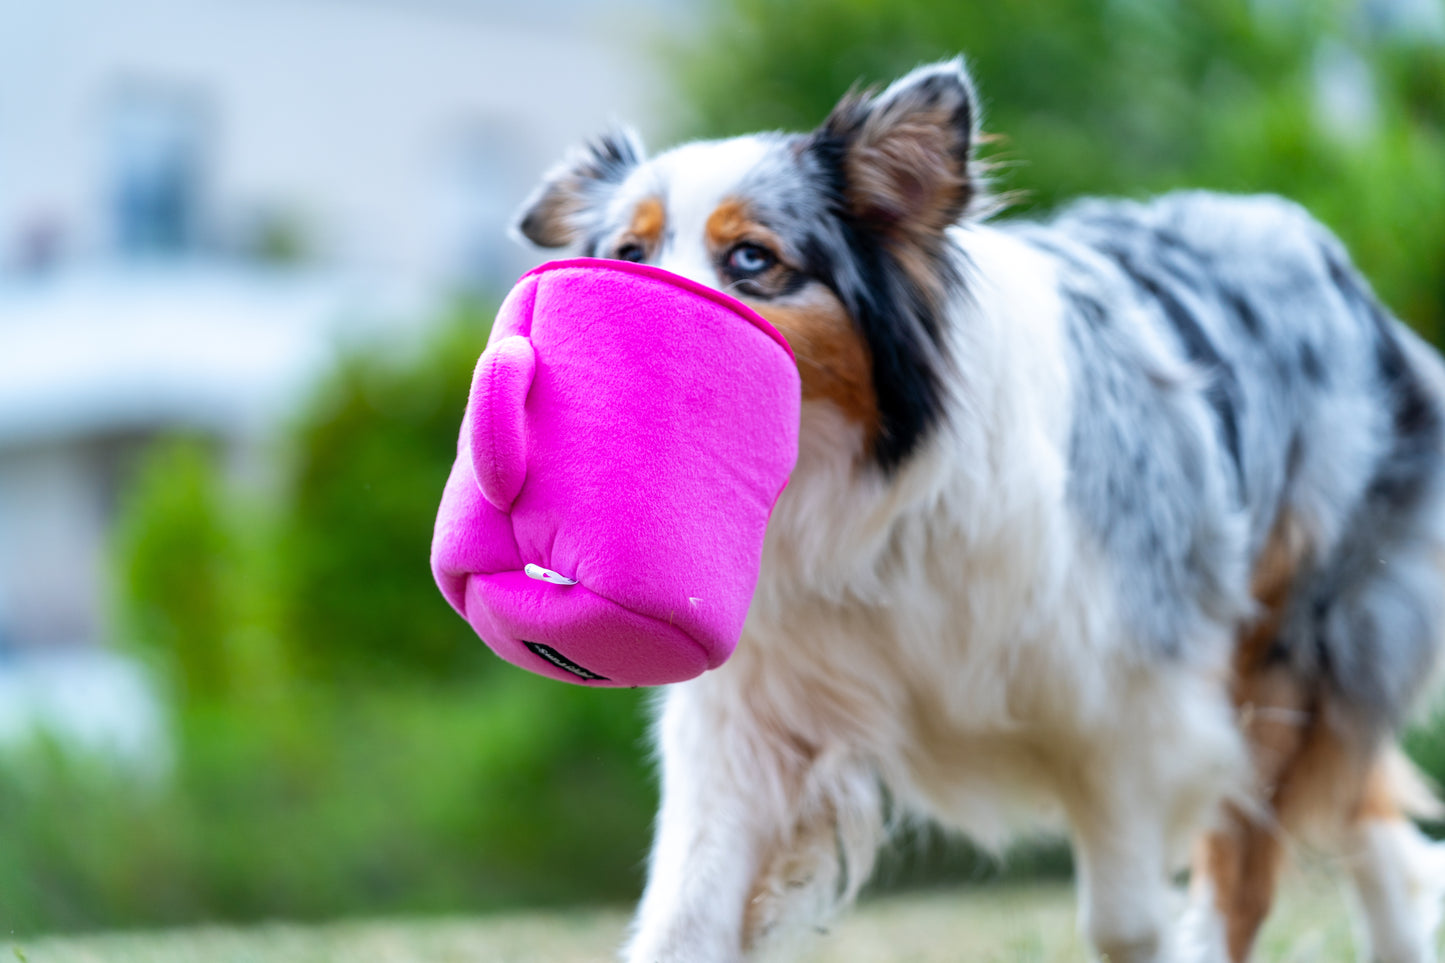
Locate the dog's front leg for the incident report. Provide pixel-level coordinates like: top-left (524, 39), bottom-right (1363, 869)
top-left (624, 677), bottom-right (880, 963)
top-left (1068, 787), bottom-right (1176, 963)
top-left (623, 681), bottom-right (777, 963)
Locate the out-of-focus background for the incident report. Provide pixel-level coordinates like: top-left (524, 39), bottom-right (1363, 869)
top-left (0, 0), bottom-right (1442, 943)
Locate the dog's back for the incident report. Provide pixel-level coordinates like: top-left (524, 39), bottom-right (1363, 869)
top-left (1014, 191), bottom-right (1445, 740)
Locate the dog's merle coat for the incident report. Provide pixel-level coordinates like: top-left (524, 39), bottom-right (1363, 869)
top-left (515, 57), bottom-right (1445, 963)
top-left (1011, 195), bottom-right (1445, 733)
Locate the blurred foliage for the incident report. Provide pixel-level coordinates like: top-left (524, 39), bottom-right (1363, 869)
top-left (278, 299), bottom-right (500, 682)
top-left (0, 305), bottom-right (657, 936)
top-left (114, 439), bottom-right (238, 704)
top-left (114, 438), bottom-right (289, 704)
top-left (668, 0), bottom-right (1445, 343)
top-left (0, 683), bottom-right (654, 936)
top-left (111, 299), bottom-right (508, 693)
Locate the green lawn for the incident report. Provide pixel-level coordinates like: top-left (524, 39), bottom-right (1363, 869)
top-left (11, 875), bottom-right (1371, 962)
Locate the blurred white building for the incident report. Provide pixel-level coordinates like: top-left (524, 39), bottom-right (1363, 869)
top-left (0, 0), bottom-right (685, 287)
top-left (0, 0), bottom-right (686, 751)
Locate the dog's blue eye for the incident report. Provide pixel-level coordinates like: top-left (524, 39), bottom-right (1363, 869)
top-left (616, 243), bottom-right (646, 263)
top-left (727, 243), bottom-right (776, 275)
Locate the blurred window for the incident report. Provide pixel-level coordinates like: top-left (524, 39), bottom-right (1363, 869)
top-left (441, 119), bottom-right (525, 290)
top-left (108, 85), bottom-right (209, 256)
top-left (0, 541), bottom-right (10, 657)
top-left (1360, 0), bottom-right (1445, 40)
top-left (12, 213), bottom-right (65, 275)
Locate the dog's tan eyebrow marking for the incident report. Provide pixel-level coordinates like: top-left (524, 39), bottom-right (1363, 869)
top-left (705, 198), bottom-right (753, 249)
top-left (629, 196), bottom-right (666, 249)
top-left (705, 197), bottom-right (784, 254)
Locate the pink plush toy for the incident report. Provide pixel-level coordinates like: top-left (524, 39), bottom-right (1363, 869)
top-left (430, 259), bottom-right (801, 686)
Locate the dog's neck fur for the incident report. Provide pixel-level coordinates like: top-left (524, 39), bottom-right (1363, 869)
top-left (734, 225), bottom-right (1144, 781)
top-left (752, 224), bottom-right (1076, 613)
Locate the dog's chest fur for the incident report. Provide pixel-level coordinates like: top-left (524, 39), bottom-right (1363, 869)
top-left (723, 398), bottom-right (1204, 845)
top-left (690, 215), bottom-right (1292, 842)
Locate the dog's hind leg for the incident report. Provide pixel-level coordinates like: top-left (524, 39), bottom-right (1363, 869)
top-left (1201, 690), bottom-right (1445, 963)
top-left (1186, 805), bottom-right (1287, 963)
top-left (1183, 601), bottom-right (1317, 963)
top-left (1281, 538), bottom-right (1445, 960)
top-left (1185, 589), bottom-right (1445, 962)
top-left (1338, 749), bottom-right (1445, 963)
top-left (1293, 318), bottom-right (1445, 961)
top-left (1181, 671), bottom-right (1320, 963)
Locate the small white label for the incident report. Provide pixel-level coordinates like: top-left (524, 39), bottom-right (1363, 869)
top-left (525, 563), bottom-right (577, 586)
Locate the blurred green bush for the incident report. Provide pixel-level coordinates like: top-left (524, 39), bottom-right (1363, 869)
top-left (118, 299), bottom-right (507, 690)
top-left (114, 438), bottom-right (242, 704)
top-left (669, 0), bottom-right (1445, 344)
top-left (0, 684), bottom-right (655, 935)
top-left (278, 300), bottom-right (504, 683)
top-left (0, 305), bottom-right (656, 936)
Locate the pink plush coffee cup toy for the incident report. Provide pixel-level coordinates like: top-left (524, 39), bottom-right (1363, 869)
top-left (430, 258), bottom-right (801, 686)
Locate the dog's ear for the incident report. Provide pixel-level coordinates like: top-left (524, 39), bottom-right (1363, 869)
top-left (513, 128), bottom-right (645, 248)
top-left (812, 58), bottom-right (979, 239)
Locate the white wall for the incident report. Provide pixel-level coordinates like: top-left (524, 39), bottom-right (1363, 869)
top-left (0, 0), bottom-right (684, 286)
top-left (0, 443), bottom-right (107, 650)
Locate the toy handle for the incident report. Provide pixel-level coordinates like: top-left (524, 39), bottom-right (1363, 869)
top-left (468, 335), bottom-right (536, 511)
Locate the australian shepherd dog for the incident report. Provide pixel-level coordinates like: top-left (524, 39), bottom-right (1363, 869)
top-left (514, 58), bottom-right (1445, 963)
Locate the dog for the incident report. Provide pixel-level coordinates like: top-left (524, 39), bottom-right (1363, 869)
top-left (513, 57), bottom-right (1445, 963)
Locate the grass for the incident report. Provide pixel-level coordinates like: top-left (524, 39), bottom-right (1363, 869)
top-left (9, 873), bottom-right (1381, 962)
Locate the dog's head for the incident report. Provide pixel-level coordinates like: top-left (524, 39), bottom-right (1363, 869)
top-left (514, 59), bottom-right (982, 472)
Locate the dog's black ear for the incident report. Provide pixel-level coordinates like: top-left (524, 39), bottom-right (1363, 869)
top-left (513, 128), bottom-right (645, 248)
top-left (812, 58), bottom-right (979, 240)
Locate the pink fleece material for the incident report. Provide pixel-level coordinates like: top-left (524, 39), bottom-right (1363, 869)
top-left (430, 259), bottom-right (801, 686)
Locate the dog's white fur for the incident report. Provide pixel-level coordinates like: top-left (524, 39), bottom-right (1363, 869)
top-left (626, 224), bottom-right (1251, 963)
top-left (516, 61), bottom-right (1445, 963)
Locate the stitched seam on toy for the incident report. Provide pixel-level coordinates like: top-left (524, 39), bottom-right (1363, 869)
top-left (523, 258), bottom-right (796, 362)
top-left (769, 474), bottom-right (791, 518)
